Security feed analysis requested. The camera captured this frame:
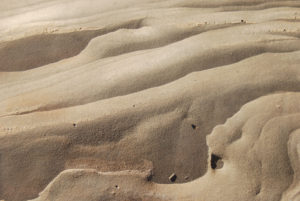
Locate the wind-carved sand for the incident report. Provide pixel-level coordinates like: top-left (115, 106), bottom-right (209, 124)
top-left (0, 0), bottom-right (299, 201)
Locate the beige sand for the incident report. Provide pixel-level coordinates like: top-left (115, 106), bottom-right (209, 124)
top-left (0, 0), bottom-right (299, 201)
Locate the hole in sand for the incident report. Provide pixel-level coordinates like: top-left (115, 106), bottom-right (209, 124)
top-left (211, 154), bottom-right (224, 169)
top-left (191, 124), bottom-right (196, 129)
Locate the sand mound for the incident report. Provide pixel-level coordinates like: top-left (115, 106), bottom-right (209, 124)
top-left (0, 0), bottom-right (299, 201)
top-left (26, 92), bottom-right (300, 201)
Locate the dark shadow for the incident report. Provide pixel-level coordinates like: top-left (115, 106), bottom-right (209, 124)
top-left (0, 30), bottom-right (105, 71)
top-left (191, 124), bottom-right (196, 129)
top-left (0, 19), bottom-right (144, 72)
top-left (168, 173), bottom-right (177, 182)
top-left (211, 154), bottom-right (224, 169)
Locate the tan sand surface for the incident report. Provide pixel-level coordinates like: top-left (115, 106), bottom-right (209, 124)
top-left (0, 0), bottom-right (299, 201)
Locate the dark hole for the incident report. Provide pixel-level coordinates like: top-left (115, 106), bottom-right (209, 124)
top-left (191, 124), bottom-right (196, 129)
top-left (211, 154), bottom-right (223, 169)
top-left (241, 19), bottom-right (244, 23)
top-left (73, 123), bottom-right (77, 127)
top-left (115, 185), bottom-right (119, 189)
top-left (168, 173), bottom-right (177, 182)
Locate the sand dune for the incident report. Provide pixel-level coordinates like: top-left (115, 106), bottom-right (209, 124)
top-left (0, 0), bottom-right (299, 201)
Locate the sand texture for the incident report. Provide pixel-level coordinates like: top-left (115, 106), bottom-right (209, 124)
top-left (0, 0), bottom-right (300, 201)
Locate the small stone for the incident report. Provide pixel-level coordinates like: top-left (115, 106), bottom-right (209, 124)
top-left (168, 173), bottom-right (177, 182)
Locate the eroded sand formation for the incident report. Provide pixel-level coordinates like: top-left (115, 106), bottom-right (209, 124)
top-left (0, 0), bottom-right (299, 201)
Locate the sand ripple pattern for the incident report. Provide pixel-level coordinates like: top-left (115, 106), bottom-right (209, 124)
top-left (0, 0), bottom-right (299, 201)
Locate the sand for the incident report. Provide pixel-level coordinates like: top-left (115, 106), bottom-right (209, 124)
top-left (0, 0), bottom-right (299, 201)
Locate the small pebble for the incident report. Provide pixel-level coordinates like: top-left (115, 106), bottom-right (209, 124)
top-left (169, 173), bottom-right (177, 182)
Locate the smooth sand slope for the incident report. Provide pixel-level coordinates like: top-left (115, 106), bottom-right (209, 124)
top-left (0, 0), bottom-right (299, 201)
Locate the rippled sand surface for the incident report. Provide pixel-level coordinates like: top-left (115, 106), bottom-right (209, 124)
top-left (0, 0), bottom-right (300, 201)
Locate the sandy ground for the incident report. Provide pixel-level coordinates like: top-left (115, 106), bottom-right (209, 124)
top-left (0, 0), bottom-right (299, 201)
